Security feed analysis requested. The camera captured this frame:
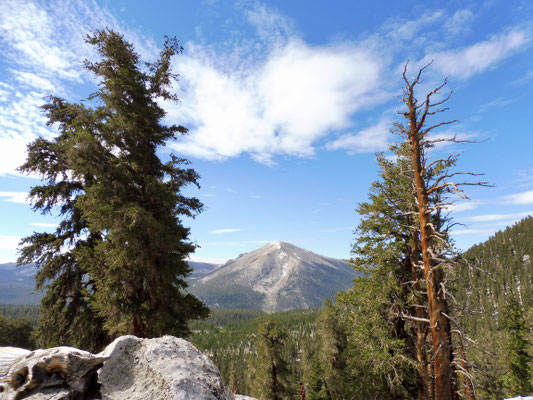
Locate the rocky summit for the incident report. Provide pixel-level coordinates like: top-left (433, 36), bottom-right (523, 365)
top-left (190, 241), bottom-right (358, 312)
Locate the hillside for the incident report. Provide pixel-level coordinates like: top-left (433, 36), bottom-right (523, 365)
top-left (451, 216), bottom-right (533, 398)
top-left (189, 308), bottom-right (321, 395)
top-left (189, 241), bottom-right (358, 312)
top-left (0, 263), bottom-right (42, 305)
top-left (453, 216), bottom-right (533, 333)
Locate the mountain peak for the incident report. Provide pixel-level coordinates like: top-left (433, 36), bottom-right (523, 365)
top-left (190, 242), bottom-right (358, 312)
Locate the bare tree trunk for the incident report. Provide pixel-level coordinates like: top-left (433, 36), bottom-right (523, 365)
top-left (410, 241), bottom-right (430, 400)
top-left (455, 332), bottom-right (475, 400)
top-left (405, 73), bottom-right (457, 400)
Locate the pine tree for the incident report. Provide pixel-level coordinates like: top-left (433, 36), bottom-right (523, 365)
top-left (502, 293), bottom-right (532, 396)
top-left (18, 29), bottom-right (208, 348)
top-left (336, 149), bottom-right (423, 399)
top-left (301, 338), bottom-right (328, 400)
top-left (316, 299), bottom-right (348, 399)
top-left (18, 114), bottom-right (108, 350)
top-left (253, 319), bottom-right (291, 400)
top-left (398, 63), bottom-right (487, 400)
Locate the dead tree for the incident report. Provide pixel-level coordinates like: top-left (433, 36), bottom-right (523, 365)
top-left (399, 63), bottom-right (488, 400)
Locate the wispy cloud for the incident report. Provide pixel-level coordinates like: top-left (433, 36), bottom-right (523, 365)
top-left (250, 194), bottom-right (261, 199)
top-left (420, 30), bottom-right (528, 79)
top-left (0, 0), bottom-right (158, 177)
top-left (465, 211), bottom-right (533, 222)
top-left (502, 190), bottom-right (533, 205)
top-left (326, 117), bottom-right (391, 154)
top-left (206, 240), bottom-right (271, 246)
top-left (30, 222), bottom-right (57, 228)
top-left (203, 193), bottom-right (216, 198)
top-left (446, 201), bottom-right (480, 213)
top-left (444, 9), bottom-right (475, 37)
top-left (209, 228), bottom-right (244, 235)
top-left (0, 192), bottom-right (29, 204)
top-left (0, 235), bottom-right (22, 249)
top-left (476, 97), bottom-right (515, 114)
top-left (451, 228), bottom-right (498, 236)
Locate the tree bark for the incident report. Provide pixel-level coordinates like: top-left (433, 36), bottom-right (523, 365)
top-left (406, 83), bottom-right (457, 400)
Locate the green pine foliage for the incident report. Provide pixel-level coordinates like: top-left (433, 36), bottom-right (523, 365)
top-left (252, 319), bottom-right (292, 400)
top-left (332, 148), bottom-right (422, 399)
top-left (0, 304), bottom-right (40, 325)
top-left (18, 30), bottom-right (207, 350)
top-left (0, 314), bottom-right (35, 349)
top-left (190, 308), bottom-right (320, 397)
top-left (502, 293), bottom-right (532, 396)
top-left (451, 216), bottom-right (533, 399)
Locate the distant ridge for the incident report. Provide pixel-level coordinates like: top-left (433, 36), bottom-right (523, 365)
top-left (189, 241), bottom-right (358, 312)
top-left (0, 260), bottom-right (220, 305)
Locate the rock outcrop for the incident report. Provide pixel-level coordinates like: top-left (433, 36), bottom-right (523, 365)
top-left (98, 335), bottom-right (233, 400)
top-left (0, 346), bottom-right (106, 399)
top-left (0, 336), bottom-right (257, 400)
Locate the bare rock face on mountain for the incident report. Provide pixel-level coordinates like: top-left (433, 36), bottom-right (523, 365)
top-left (190, 241), bottom-right (358, 312)
top-left (0, 336), bottom-right (249, 400)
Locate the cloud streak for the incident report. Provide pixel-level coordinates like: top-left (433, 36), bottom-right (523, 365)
top-left (209, 228), bottom-right (245, 235)
top-left (421, 30), bottom-right (528, 79)
top-left (0, 192), bottom-right (29, 204)
top-left (502, 190), bottom-right (533, 205)
top-left (465, 211), bottom-right (533, 222)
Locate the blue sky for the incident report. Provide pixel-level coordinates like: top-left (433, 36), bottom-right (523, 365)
top-left (1, 0), bottom-right (533, 264)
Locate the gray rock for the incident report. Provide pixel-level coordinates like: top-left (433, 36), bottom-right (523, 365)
top-left (0, 346), bottom-right (106, 400)
top-left (98, 335), bottom-right (233, 400)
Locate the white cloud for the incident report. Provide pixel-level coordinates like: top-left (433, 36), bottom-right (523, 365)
top-left (0, 0), bottom-right (159, 177)
top-left (187, 255), bottom-right (227, 264)
top-left (422, 30), bottom-right (528, 79)
top-left (30, 222), bottom-right (57, 228)
top-left (167, 39), bottom-right (384, 164)
top-left (209, 228), bottom-right (244, 235)
top-left (250, 194), bottom-right (261, 199)
top-left (203, 193), bottom-right (216, 198)
top-left (326, 117), bottom-right (391, 154)
top-left (245, 2), bottom-right (295, 47)
top-left (387, 10), bottom-right (445, 41)
top-left (502, 190), bottom-right (533, 205)
top-left (0, 192), bottom-right (29, 204)
top-left (206, 240), bottom-right (271, 246)
top-left (0, 235), bottom-right (22, 249)
top-left (451, 228), bottom-right (496, 236)
top-left (465, 211), bottom-right (533, 222)
top-left (446, 201), bottom-right (480, 213)
top-left (444, 9), bottom-right (475, 36)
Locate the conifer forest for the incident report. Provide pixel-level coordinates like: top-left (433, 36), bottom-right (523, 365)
top-left (1, 23), bottom-right (532, 400)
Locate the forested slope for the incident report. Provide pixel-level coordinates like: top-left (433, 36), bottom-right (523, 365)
top-left (452, 216), bottom-right (533, 398)
top-left (454, 216), bottom-right (533, 333)
top-left (189, 308), bottom-right (320, 396)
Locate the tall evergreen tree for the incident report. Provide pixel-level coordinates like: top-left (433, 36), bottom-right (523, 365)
top-left (18, 30), bottom-right (208, 348)
top-left (336, 148), bottom-right (423, 399)
top-left (398, 63), bottom-right (487, 400)
top-left (502, 293), bottom-right (532, 396)
top-left (253, 319), bottom-right (291, 400)
top-left (315, 299), bottom-right (348, 400)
